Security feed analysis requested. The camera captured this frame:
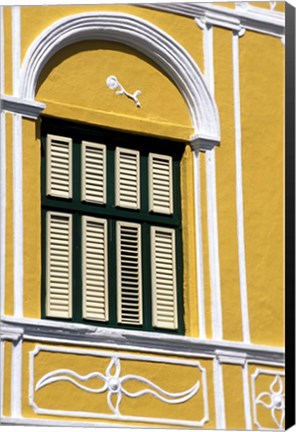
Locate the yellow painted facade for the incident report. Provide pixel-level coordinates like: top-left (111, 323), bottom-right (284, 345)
top-left (1, 2), bottom-right (285, 430)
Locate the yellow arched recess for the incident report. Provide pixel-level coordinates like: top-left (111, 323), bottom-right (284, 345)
top-left (36, 40), bottom-right (193, 140)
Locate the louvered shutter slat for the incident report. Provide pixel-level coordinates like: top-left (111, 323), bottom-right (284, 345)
top-left (46, 212), bottom-right (72, 318)
top-left (47, 135), bottom-right (72, 198)
top-left (116, 148), bottom-right (140, 209)
top-left (151, 227), bottom-right (178, 329)
top-left (82, 217), bottom-right (108, 321)
top-left (117, 222), bottom-right (142, 325)
top-left (149, 154), bottom-right (173, 214)
top-left (82, 141), bottom-right (106, 204)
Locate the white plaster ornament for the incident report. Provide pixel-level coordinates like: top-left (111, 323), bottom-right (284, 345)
top-left (35, 356), bottom-right (200, 416)
top-left (106, 75), bottom-right (141, 108)
top-left (255, 375), bottom-right (285, 429)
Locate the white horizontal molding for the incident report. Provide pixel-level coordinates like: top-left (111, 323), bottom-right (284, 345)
top-left (141, 3), bottom-right (284, 38)
top-left (19, 12), bottom-right (220, 142)
top-left (1, 95), bottom-right (46, 119)
top-left (0, 416), bottom-right (147, 428)
top-left (195, 13), bottom-right (243, 33)
top-left (1, 316), bottom-right (284, 365)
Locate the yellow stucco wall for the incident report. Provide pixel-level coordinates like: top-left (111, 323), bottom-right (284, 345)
top-left (2, 342), bottom-right (12, 417)
top-left (240, 31), bottom-right (284, 346)
top-left (181, 146), bottom-right (199, 337)
top-left (35, 40), bottom-right (192, 140)
top-left (3, 7), bottom-right (12, 95)
top-left (23, 118), bottom-right (41, 318)
top-left (223, 364), bottom-right (246, 429)
top-left (214, 27), bottom-right (242, 342)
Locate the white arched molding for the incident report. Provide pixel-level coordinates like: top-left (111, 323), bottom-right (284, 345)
top-left (19, 12), bottom-right (220, 146)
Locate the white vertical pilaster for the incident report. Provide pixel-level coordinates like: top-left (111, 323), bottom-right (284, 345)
top-left (193, 151), bottom-right (206, 339)
top-left (203, 23), bottom-right (223, 341)
top-left (0, 340), bottom-right (4, 418)
top-left (232, 30), bottom-right (250, 343)
top-left (213, 356), bottom-right (226, 429)
top-left (11, 338), bottom-right (22, 417)
top-left (242, 361), bottom-right (252, 429)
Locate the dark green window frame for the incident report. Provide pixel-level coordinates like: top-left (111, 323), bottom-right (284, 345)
top-left (41, 116), bottom-right (185, 334)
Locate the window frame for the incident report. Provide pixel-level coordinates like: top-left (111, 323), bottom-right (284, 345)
top-left (41, 117), bottom-right (185, 334)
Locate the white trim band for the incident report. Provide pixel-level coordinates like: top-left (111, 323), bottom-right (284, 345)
top-left (141, 2), bottom-right (284, 38)
top-left (0, 317), bottom-right (285, 364)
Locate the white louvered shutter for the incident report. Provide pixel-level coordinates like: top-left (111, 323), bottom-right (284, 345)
top-left (47, 134), bottom-right (72, 198)
top-left (82, 141), bottom-right (106, 204)
top-left (82, 216), bottom-right (108, 321)
top-left (46, 212), bottom-right (72, 318)
top-left (149, 153), bottom-right (173, 214)
top-left (117, 222), bottom-right (142, 325)
top-left (116, 148), bottom-right (140, 209)
top-left (151, 227), bottom-right (178, 329)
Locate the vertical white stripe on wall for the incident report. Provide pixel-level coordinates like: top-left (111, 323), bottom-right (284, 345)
top-left (213, 357), bottom-right (226, 428)
top-left (0, 341), bottom-right (4, 418)
top-left (13, 114), bottom-right (23, 317)
top-left (242, 362), bottom-right (252, 429)
top-left (203, 24), bottom-right (223, 340)
top-left (232, 31), bottom-right (250, 343)
top-left (12, 6), bottom-right (21, 96)
top-left (0, 112), bottom-right (6, 316)
top-left (11, 339), bottom-right (22, 417)
top-left (193, 151), bottom-right (206, 339)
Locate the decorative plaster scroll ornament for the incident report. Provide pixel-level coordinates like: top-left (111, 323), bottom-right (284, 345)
top-left (255, 375), bottom-right (285, 429)
top-left (35, 356), bottom-right (200, 416)
top-left (106, 75), bottom-right (141, 108)
top-left (252, 370), bottom-right (285, 430)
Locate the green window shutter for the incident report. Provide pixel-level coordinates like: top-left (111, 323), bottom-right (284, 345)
top-left (46, 134), bottom-right (72, 198)
top-left (149, 153), bottom-right (173, 214)
top-left (81, 141), bottom-right (106, 204)
top-left (117, 221), bottom-right (143, 325)
top-left (151, 227), bottom-right (178, 329)
top-left (116, 147), bottom-right (140, 209)
top-left (82, 216), bottom-right (108, 321)
top-left (46, 211), bottom-right (72, 318)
